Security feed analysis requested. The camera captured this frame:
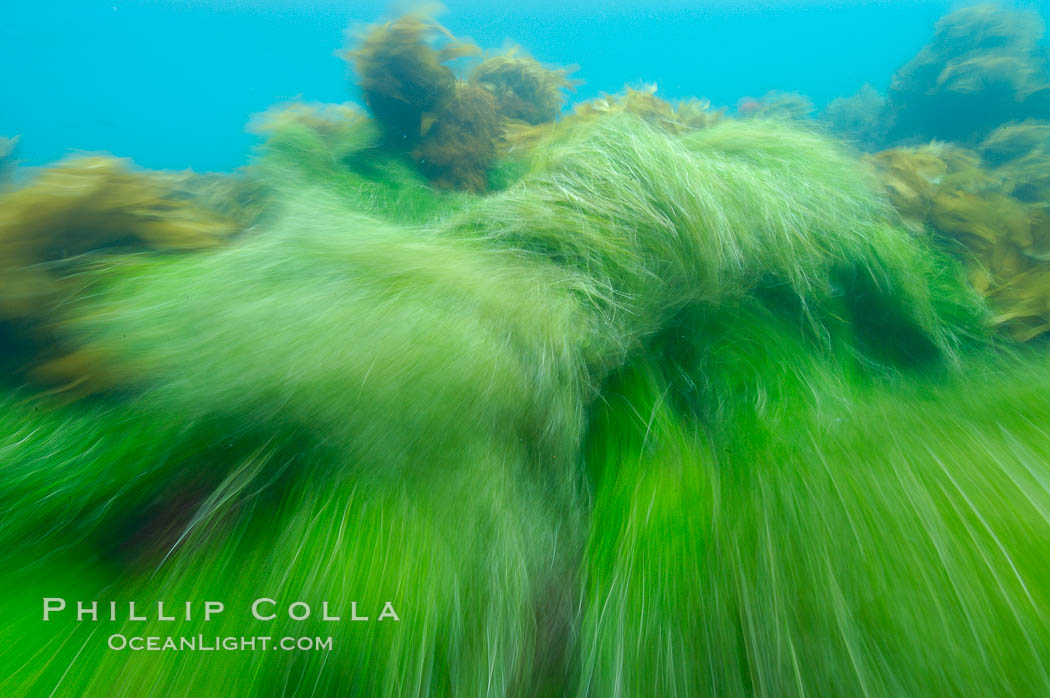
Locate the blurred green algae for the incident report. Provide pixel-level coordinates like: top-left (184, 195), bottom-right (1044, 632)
top-left (4, 5), bottom-right (1050, 698)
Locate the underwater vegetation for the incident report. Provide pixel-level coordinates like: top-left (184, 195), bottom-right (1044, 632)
top-left (809, 3), bottom-right (1050, 344)
top-left (822, 4), bottom-right (1050, 152)
top-left (412, 81), bottom-right (502, 192)
top-left (872, 131), bottom-right (1050, 341)
top-left (0, 156), bottom-right (236, 389)
top-left (567, 86), bottom-right (721, 134)
top-left (248, 100), bottom-right (471, 222)
top-left (470, 49), bottom-right (579, 125)
top-left (7, 4), bottom-right (1050, 698)
top-left (345, 11), bottom-right (475, 147)
top-left (0, 136), bottom-right (18, 190)
top-left (982, 118), bottom-right (1050, 201)
top-left (500, 85), bottom-right (722, 156)
top-left (889, 3), bottom-right (1050, 144)
top-left (346, 10), bottom-right (576, 191)
top-left (822, 84), bottom-right (888, 151)
top-left (736, 90), bottom-right (814, 120)
top-left (8, 108), bottom-right (1047, 698)
top-left (153, 169), bottom-right (271, 234)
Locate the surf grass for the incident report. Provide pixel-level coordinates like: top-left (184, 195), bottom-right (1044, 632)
top-left (2, 115), bottom-right (1048, 697)
top-left (579, 298), bottom-right (1050, 697)
top-left (2, 185), bottom-right (592, 696)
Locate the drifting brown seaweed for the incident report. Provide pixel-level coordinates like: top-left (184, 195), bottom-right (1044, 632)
top-left (871, 142), bottom-right (1050, 340)
top-left (345, 11), bottom-right (582, 191)
top-left (470, 48), bottom-right (578, 124)
top-left (980, 119), bottom-right (1050, 202)
top-left (345, 12), bottom-right (478, 147)
top-left (0, 156), bottom-right (234, 389)
top-left (414, 82), bottom-right (502, 192)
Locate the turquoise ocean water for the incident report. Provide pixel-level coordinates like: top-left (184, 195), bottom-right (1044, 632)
top-left (6, 0), bottom-right (1042, 172)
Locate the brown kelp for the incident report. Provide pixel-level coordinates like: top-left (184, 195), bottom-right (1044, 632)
top-left (344, 11), bottom-right (476, 147)
top-left (471, 48), bottom-right (578, 125)
top-left (345, 11), bottom-right (500, 190)
top-left (0, 156), bottom-right (234, 388)
top-left (413, 82), bottom-right (502, 192)
top-left (346, 10), bottom-right (576, 191)
top-left (871, 138), bottom-right (1050, 341)
top-left (981, 118), bottom-right (1050, 201)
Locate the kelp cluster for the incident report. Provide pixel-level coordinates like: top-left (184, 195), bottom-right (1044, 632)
top-left (7, 5), bottom-right (1050, 698)
top-left (871, 123), bottom-right (1050, 341)
top-left (810, 3), bottom-right (1050, 343)
top-left (471, 48), bottom-right (579, 125)
top-left (270, 11), bottom-right (713, 194)
top-left (0, 156), bottom-right (236, 389)
top-left (345, 11), bottom-right (575, 191)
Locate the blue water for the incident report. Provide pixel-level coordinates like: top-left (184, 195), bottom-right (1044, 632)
top-left (3, 0), bottom-right (1044, 172)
